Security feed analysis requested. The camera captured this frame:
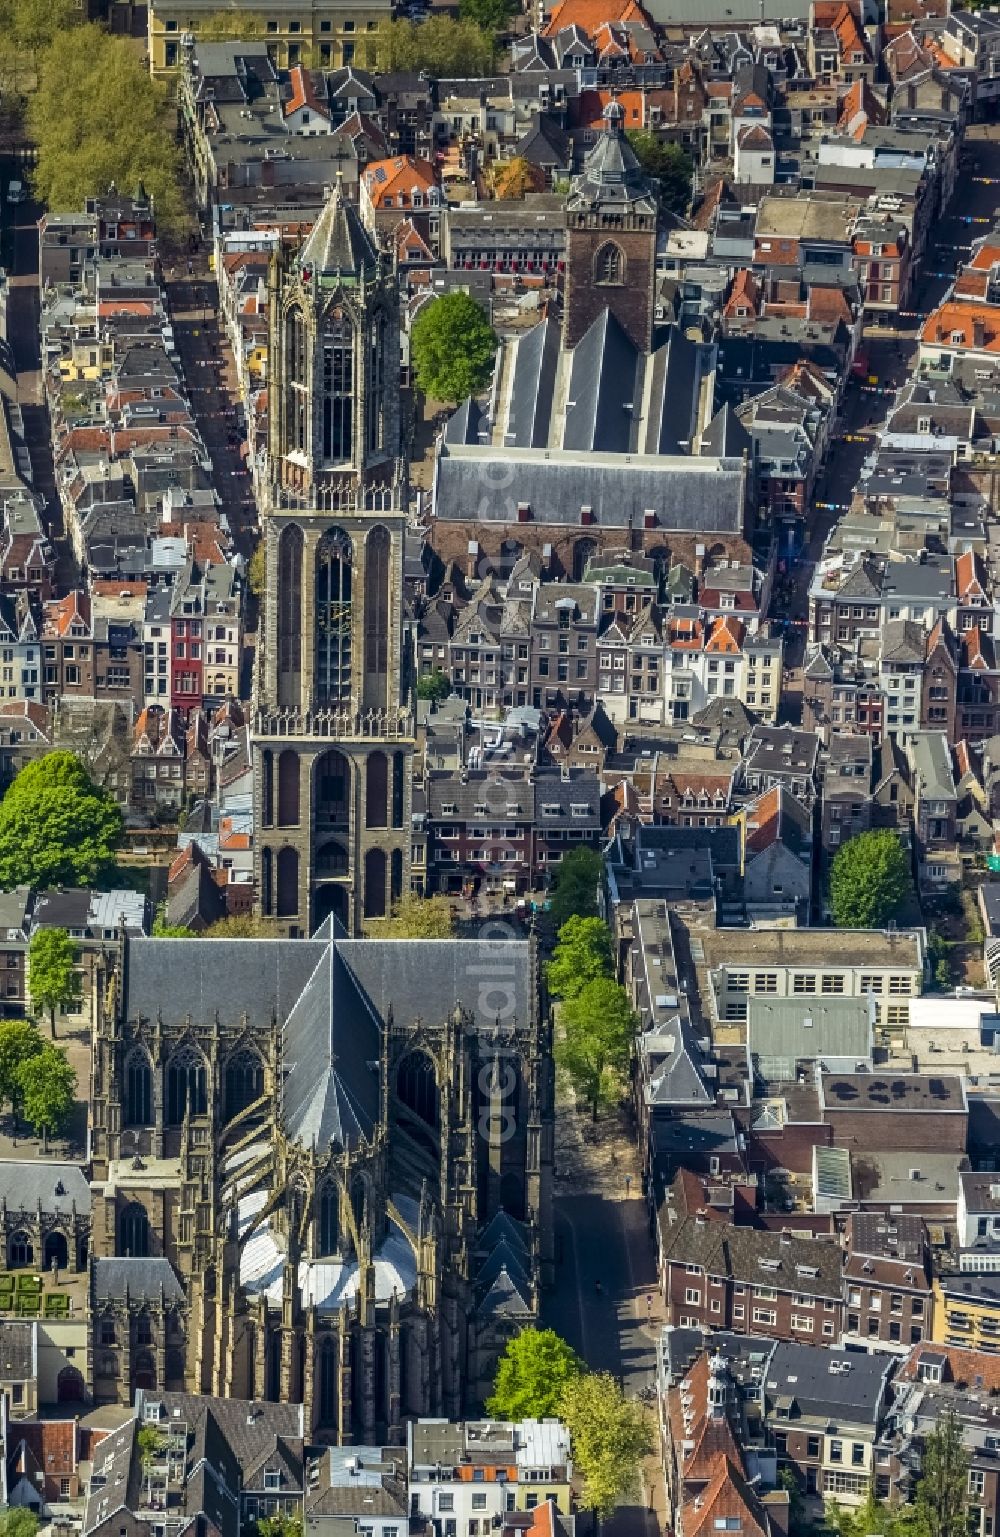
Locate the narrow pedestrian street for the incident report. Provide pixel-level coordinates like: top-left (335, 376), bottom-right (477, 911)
top-left (543, 1102), bottom-right (666, 1537)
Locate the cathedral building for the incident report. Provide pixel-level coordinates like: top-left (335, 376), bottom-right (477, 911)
top-left (253, 178), bottom-right (413, 935)
top-left (90, 926), bottom-right (554, 1439)
top-left (430, 102), bottom-right (753, 583)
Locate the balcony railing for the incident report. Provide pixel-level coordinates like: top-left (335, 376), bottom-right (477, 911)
top-left (254, 704), bottom-right (415, 741)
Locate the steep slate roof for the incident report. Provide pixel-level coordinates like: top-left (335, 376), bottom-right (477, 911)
top-left (125, 932), bottom-right (534, 1151)
top-left (299, 180), bottom-right (378, 276)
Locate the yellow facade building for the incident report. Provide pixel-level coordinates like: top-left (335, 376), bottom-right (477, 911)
top-left (148, 0), bottom-right (391, 73)
top-left (933, 1273), bottom-right (1000, 1352)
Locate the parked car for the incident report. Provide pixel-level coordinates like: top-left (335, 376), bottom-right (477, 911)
top-left (6, 180), bottom-right (25, 205)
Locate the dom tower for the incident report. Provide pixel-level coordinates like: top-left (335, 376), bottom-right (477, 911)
top-left (253, 184), bottom-right (413, 934)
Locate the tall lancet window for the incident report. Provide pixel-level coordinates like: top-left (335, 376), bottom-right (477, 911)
top-left (285, 307), bottom-right (308, 455)
top-left (322, 309), bottom-right (354, 466)
top-left (366, 310), bottom-right (387, 455)
top-left (315, 529), bottom-right (352, 705)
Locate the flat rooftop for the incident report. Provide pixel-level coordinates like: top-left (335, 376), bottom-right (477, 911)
top-left (702, 927), bottom-right (923, 972)
top-left (820, 1073), bottom-right (965, 1114)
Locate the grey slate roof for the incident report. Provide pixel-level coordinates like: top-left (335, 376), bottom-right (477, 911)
top-left (125, 931), bottom-right (535, 1149)
top-left (93, 1257), bottom-right (184, 1302)
top-left (434, 444), bottom-right (746, 533)
top-left (0, 1160), bottom-right (91, 1216)
top-left (764, 1340), bottom-right (892, 1425)
top-left (299, 182), bottom-right (377, 277)
top-left (564, 309), bottom-right (638, 456)
top-left (566, 100), bottom-right (657, 214)
top-left (0, 1321), bottom-right (35, 1379)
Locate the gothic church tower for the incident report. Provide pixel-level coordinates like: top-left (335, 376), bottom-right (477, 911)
top-left (253, 182), bottom-right (413, 934)
top-left (563, 99), bottom-right (659, 352)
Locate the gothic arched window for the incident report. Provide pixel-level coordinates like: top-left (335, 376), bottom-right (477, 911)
top-left (595, 241), bottom-right (625, 286)
top-left (285, 306), bottom-right (308, 455)
top-left (363, 525), bottom-right (390, 711)
top-left (224, 1048), bottom-right (264, 1121)
top-left (120, 1202), bottom-right (150, 1258)
top-left (391, 848), bottom-right (403, 905)
top-left (276, 847), bottom-right (299, 919)
top-left (319, 1183), bottom-right (339, 1256)
top-left (365, 751), bottom-right (388, 829)
top-left (318, 1339), bottom-right (338, 1424)
top-left (277, 523), bottom-right (303, 709)
top-left (397, 1051), bottom-right (438, 1128)
top-left (166, 1045), bottom-right (208, 1124)
top-left (315, 530), bottom-right (352, 706)
top-left (367, 310), bottom-right (387, 455)
top-left (262, 846), bottom-right (273, 916)
top-left (277, 750), bottom-right (300, 827)
top-left (261, 749), bottom-right (274, 827)
top-left (124, 1049), bottom-right (152, 1127)
top-left (364, 847), bottom-right (386, 919)
top-left (9, 1231), bottom-right (32, 1267)
top-left (321, 310), bottom-right (354, 467)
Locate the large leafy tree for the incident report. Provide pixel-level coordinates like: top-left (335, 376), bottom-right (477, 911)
top-left (626, 131), bottom-right (693, 215)
top-left (486, 1328), bottom-right (582, 1420)
top-left (0, 752), bottom-right (123, 890)
top-left (411, 293), bottom-right (497, 405)
top-left (559, 1372), bottom-right (653, 1519)
top-left (0, 1511), bottom-right (39, 1537)
top-left (366, 16), bottom-right (495, 74)
top-left (416, 670), bottom-right (451, 704)
top-left (549, 847), bottom-right (603, 927)
top-left (459, 0), bottom-right (515, 31)
top-left (29, 927), bottom-right (80, 1039)
top-left (18, 1042), bottom-right (76, 1153)
top-left (382, 895), bottom-right (455, 939)
top-left (557, 977), bottom-right (636, 1119)
top-left (547, 915), bottom-right (613, 1000)
top-left (29, 27), bottom-right (186, 230)
top-left (916, 1409), bottom-right (969, 1537)
top-left (0, 1018), bottom-right (43, 1122)
top-left (829, 828), bottom-right (911, 929)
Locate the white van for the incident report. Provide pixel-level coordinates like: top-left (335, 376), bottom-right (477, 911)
top-left (6, 180), bottom-right (25, 205)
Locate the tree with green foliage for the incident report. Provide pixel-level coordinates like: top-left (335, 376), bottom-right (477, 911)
top-left (29, 927), bottom-right (80, 1039)
top-left (0, 1019), bottom-right (43, 1124)
top-left (0, 1510), bottom-right (40, 1537)
top-left (549, 846), bottom-right (603, 927)
top-left (0, 0), bottom-right (78, 96)
top-left (365, 16), bottom-right (495, 74)
top-left (0, 752), bottom-right (123, 891)
top-left (916, 1409), bottom-right (969, 1537)
top-left (248, 541), bottom-right (265, 598)
top-left (558, 977), bottom-right (636, 1119)
top-left (382, 894), bottom-right (455, 939)
top-left (203, 915), bottom-right (281, 938)
top-left (487, 1327), bottom-right (583, 1420)
top-left (153, 919), bottom-right (194, 938)
top-left (829, 828), bottom-right (911, 929)
top-left (626, 131), bottom-right (693, 215)
top-left (459, 0), bottom-right (516, 34)
top-left (547, 915), bottom-right (613, 1000)
top-left (258, 1518), bottom-right (303, 1537)
top-left (416, 669), bottom-right (451, 704)
top-left (410, 292), bottom-right (497, 405)
top-left (559, 1372), bottom-right (652, 1519)
top-left (18, 1042), bottom-right (76, 1153)
top-left (137, 1424), bottom-right (162, 1496)
top-left (29, 27), bottom-right (186, 231)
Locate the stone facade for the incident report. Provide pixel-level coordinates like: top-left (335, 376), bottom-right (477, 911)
top-left (252, 184), bottom-right (413, 935)
top-left (88, 929), bottom-right (554, 1436)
